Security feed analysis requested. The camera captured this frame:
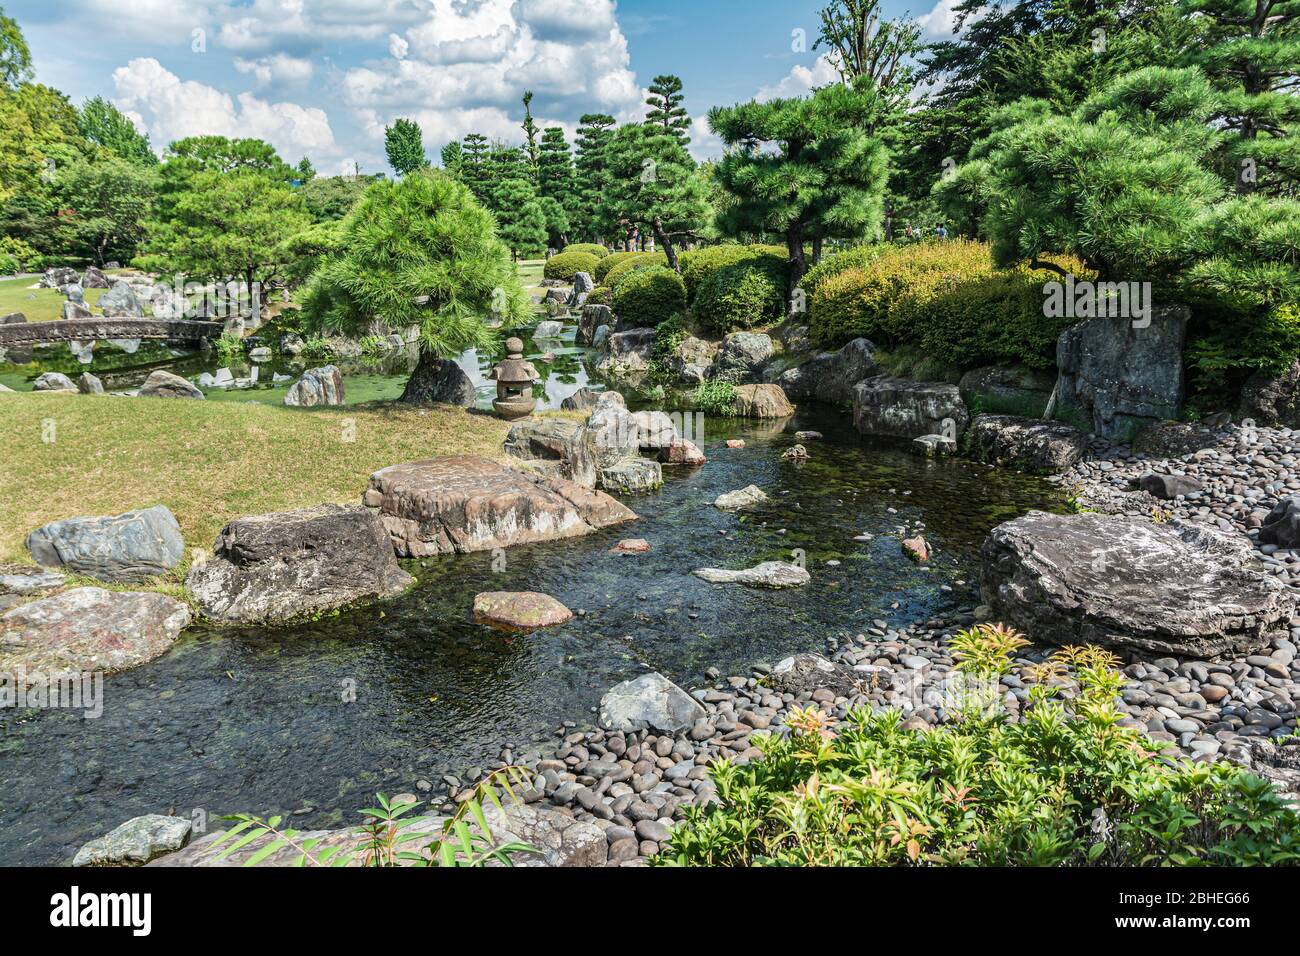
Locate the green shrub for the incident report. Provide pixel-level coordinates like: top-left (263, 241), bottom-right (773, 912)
top-left (543, 250), bottom-right (601, 282)
top-left (694, 262), bottom-right (785, 333)
top-left (690, 379), bottom-right (736, 416)
top-left (0, 253), bottom-right (19, 276)
top-left (809, 239), bottom-right (1092, 368)
top-left (602, 252), bottom-right (669, 290)
top-left (800, 243), bottom-right (887, 300)
top-left (679, 244), bottom-right (788, 301)
top-left (1188, 303), bottom-right (1300, 396)
top-left (0, 236), bottom-right (38, 272)
top-left (586, 285), bottom-right (613, 307)
top-left (660, 628), bottom-right (1300, 867)
top-left (611, 265), bottom-right (686, 328)
top-left (562, 243), bottom-right (609, 259)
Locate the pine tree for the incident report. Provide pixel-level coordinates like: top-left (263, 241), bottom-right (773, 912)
top-left (461, 133), bottom-right (490, 202)
top-left (537, 126), bottom-right (574, 201)
top-left (494, 177), bottom-right (547, 259)
top-left (574, 113), bottom-right (617, 241)
top-left (440, 140), bottom-right (464, 179)
top-left (485, 144), bottom-right (530, 215)
top-left (708, 80), bottom-right (891, 294)
top-left (384, 117), bottom-right (429, 176)
top-left (646, 75), bottom-right (691, 146)
top-left (521, 91), bottom-right (540, 170)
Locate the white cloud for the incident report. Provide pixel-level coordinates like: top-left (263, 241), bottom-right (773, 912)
top-left (214, 0), bottom-right (426, 52)
top-left (111, 57), bottom-right (337, 162)
top-left (917, 0), bottom-right (977, 38)
top-left (755, 55), bottom-right (842, 103)
top-left (233, 53), bottom-right (315, 86)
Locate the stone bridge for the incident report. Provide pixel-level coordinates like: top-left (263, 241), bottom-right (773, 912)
top-left (0, 318), bottom-right (225, 353)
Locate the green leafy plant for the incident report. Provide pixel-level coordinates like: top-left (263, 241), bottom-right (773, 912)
top-left (694, 261), bottom-right (785, 333)
top-left (678, 244), bottom-right (788, 301)
top-left (611, 264), bottom-right (686, 328)
top-left (543, 249), bottom-right (601, 281)
top-left (690, 379), bottom-right (736, 416)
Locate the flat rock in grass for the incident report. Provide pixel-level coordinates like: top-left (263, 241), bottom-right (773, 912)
top-left (74, 815), bottom-right (192, 867)
top-left (187, 504), bottom-right (413, 625)
top-left (0, 566), bottom-right (65, 595)
top-left (364, 455), bottom-right (636, 557)
top-left (139, 370), bottom-right (203, 399)
top-left (964, 414), bottom-right (1087, 473)
top-left (694, 561), bottom-right (810, 589)
top-left (981, 511), bottom-right (1293, 659)
top-left (473, 591), bottom-right (573, 632)
top-left (27, 505), bottom-right (184, 583)
top-left (33, 372), bottom-right (76, 392)
top-left (77, 372), bottom-right (103, 395)
top-left (714, 485), bottom-right (768, 512)
top-left (0, 587), bottom-right (190, 676)
top-left (599, 672), bottom-right (706, 734)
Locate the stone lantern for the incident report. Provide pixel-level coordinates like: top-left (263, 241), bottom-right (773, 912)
top-left (490, 337), bottom-right (539, 420)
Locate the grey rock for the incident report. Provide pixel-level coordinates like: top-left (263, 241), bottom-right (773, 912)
top-left (505, 417), bottom-right (598, 489)
top-left (714, 332), bottom-right (774, 382)
top-left (770, 653), bottom-right (858, 696)
top-left (0, 311), bottom-right (26, 324)
top-left (1241, 358), bottom-right (1300, 429)
top-left (62, 300), bottom-right (93, 321)
top-left (1259, 497), bottom-right (1300, 549)
top-left (780, 338), bottom-right (879, 405)
top-left (965, 414), bottom-right (1088, 473)
top-left (599, 672), bottom-right (707, 734)
top-left (401, 356), bottom-right (474, 406)
top-left (959, 364), bottom-right (1056, 418)
top-left (714, 485), bottom-right (768, 511)
top-left (81, 266), bottom-right (111, 290)
top-left (534, 320), bottom-right (564, 338)
top-left (98, 280), bottom-right (143, 318)
top-left (74, 815), bottom-right (192, 866)
top-left (693, 562), bottom-right (810, 589)
top-left (77, 372), bottom-right (103, 395)
top-left (284, 365), bottom-right (344, 407)
top-left (853, 377), bottom-right (970, 440)
top-left (139, 370), bottom-right (204, 399)
top-left (594, 328), bottom-right (655, 380)
top-left (33, 372), bottom-right (76, 391)
top-left (577, 304), bottom-right (613, 346)
top-left (599, 457), bottom-right (663, 494)
top-left (981, 512), bottom-right (1293, 658)
top-left (1138, 473), bottom-right (1204, 501)
top-left (913, 434), bottom-right (957, 458)
top-left (28, 505), bottom-right (184, 582)
top-left (669, 336), bottom-right (719, 385)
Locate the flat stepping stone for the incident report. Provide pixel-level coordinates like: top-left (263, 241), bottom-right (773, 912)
top-left (473, 591), bottom-right (573, 632)
top-left (714, 485), bottom-right (768, 512)
top-left (693, 562), bottom-right (810, 589)
top-left (611, 539), bottom-right (652, 554)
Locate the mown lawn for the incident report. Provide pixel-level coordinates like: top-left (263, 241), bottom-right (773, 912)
top-left (0, 391), bottom-right (511, 564)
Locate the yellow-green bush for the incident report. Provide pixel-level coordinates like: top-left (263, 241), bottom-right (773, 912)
top-left (586, 285), bottom-right (613, 307)
top-left (800, 243), bottom-right (888, 300)
top-left (809, 240), bottom-right (1092, 368)
top-left (601, 252), bottom-right (668, 290)
top-left (544, 250), bottom-right (601, 281)
top-left (611, 265), bottom-right (686, 328)
top-left (562, 243), bottom-right (609, 259)
top-left (679, 244), bottom-right (788, 301)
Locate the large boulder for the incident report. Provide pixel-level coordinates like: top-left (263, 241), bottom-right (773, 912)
top-left (0, 587), bottom-right (191, 676)
top-left (779, 338), bottom-right (879, 404)
top-left (27, 505), bottom-right (184, 583)
top-left (958, 365), bottom-right (1056, 418)
top-left (0, 311), bottom-right (26, 324)
top-left (33, 372), bottom-right (76, 392)
top-left (139, 370), bottom-right (204, 399)
top-left (1241, 358), bottom-right (1300, 429)
top-left (853, 377), bottom-right (969, 440)
top-left (150, 801), bottom-right (606, 868)
top-left (714, 332), bottom-right (774, 382)
top-left (599, 672), bottom-right (706, 734)
top-left (363, 456), bottom-right (637, 557)
top-left (97, 280), bottom-right (143, 318)
top-left (576, 304), bottom-right (613, 346)
top-left (981, 512), bottom-right (1293, 658)
top-left (504, 417), bottom-right (597, 488)
top-left (668, 335), bottom-right (719, 385)
top-left (81, 266), bottom-right (112, 290)
top-left (62, 300), bottom-right (92, 321)
top-left (77, 372), bottom-right (103, 395)
top-left (729, 383), bottom-right (794, 419)
top-left (599, 456), bottom-right (663, 493)
top-left (40, 267), bottom-right (79, 289)
top-left (74, 815), bottom-right (192, 867)
top-left (1055, 307), bottom-right (1189, 441)
top-left (186, 504), bottom-right (413, 624)
top-left (284, 365), bottom-right (344, 407)
top-left (586, 393), bottom-right (640, 468)
top-left (594, 328), bottom-right (655, 380)
top-left (964, 414), bottom-right (1088, 473)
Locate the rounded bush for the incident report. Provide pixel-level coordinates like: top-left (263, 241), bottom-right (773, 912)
top-left (679, 244), bottom-right (788, 301)
top-left (594, 250), bottom-right (665, 284)
top-left (603, 252), bottom-right (669, 291)
top-left (562, 243), bottom-right (609, 259)
top-left (611, 265), bottom-right (687, 329)
top-left (800, 243), bottom-right (887, 300)
top-left (586, 285), bottom-right (613, 307)
top-left (544, 250), bottom-right (601, 282)
top-left (694, 262), bottom-right (785, 334)
top-left (809, 239), bottom-right (1092, 368)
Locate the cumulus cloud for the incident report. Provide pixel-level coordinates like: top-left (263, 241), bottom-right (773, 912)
top-left (112, 57), bottom-right (337, 161)
top-left (233, 53), bottom-right (315, 86)
top-left (214, 0), bottom-right (426, 52)
top-left (755, 55), bottom-right (842, 103)
top-left (917, 0), bottom-right (977, 38)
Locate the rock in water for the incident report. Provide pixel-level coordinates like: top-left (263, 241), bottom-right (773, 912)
top-left (599, 672), bottom-right (706, 733)
top-left (139, 370), bottom-right (204, 399)
top-left (693, 562), bottom-right (810, 588)
top-left (980, 512), bottom-right (1293, 658)
top-left (729, 384), bottom-right (794, 419)
top-left (74, 815), bottom-right (192, 867)
top-left (782, 444), bottom-right (809, 461)
top-left (576, 304), bottom-right (613, 347)
top-left (902, 536), bottom-right (930, 563)
top-left (533, 320), bottom-right (564, 338)
top-left (33, 372), bottom-right (76, 392)
top-left (27, 505), bottom-right (184, 582)
top-left (779, 338), bottom-right (879, 404)
top-left (714, 485), bottom-right (768, 511)
top-left (0, 588), bottom-right (190, 676)
top-left (610, 538), bottom-right (651, 554)
top-left (599, 456), bottom-right (662, 493)
top-left (660, 438), bottom-right (706, 466)
top-left (284, 365), bottom-right (345, 407)
top-left (473, 591), bottom-right (573, 632)
top-left (364, 456), bottom-right (636, 557)
top-left (912, 434), bottom-right (956, 458)
top-left (186, 504), bottom-right (413, 624)
top-left (965, 414), bottom-right (1088, 473)
top-left (852, 377), bottom-right (969, 440)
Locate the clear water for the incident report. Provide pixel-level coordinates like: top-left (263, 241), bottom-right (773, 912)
top-left (0, 396), bottom-right (1066, 865)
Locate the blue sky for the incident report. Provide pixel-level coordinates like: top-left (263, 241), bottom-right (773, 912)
top-left (6, 0), bottom-right (953, 173)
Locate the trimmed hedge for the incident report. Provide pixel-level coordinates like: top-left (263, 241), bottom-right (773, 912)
top-left (800, 243), bottom-right (888, 300)
top-left (562, 243), bottom-right (609, 259)
top-left (544, 250), bottom-right (602, 282)
top-left (602, 252), bottom-right (669, 290)
top-left (695, 262), bottom-right (785, 333)
top-left (679, 244), bottom-right (788, 301)
top-left (611, 265), bottom-right (686, 328)
top-left (594, 250), bottom-right (665, 284)
top-left (586, 285), bottom-right (614, 307)
top-left (809, 239), bottom-right (1093, 369)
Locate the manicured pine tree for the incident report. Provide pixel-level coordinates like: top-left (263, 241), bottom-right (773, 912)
top-left (384, 117), bottom-right (429, 176)
top-left (574, 113), bottom-right (617, 241)
top-left (537, 127), bottom-right (574, 201)
top-left (521, 91), bottom-right (541, 171)
top-left (708, 80), bottom-right (891, 295)
top-left (645, 75), bottom-right (691, 146)
top-left (485, 143), bottom-right (530, 215)
top-left (460, 133), bottom-right (491, 202)
top-left (494, 177), bottom-right (547, 259)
